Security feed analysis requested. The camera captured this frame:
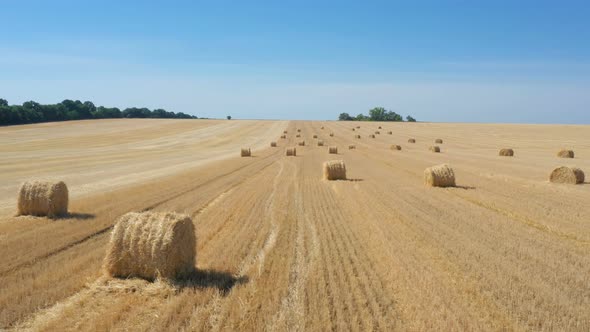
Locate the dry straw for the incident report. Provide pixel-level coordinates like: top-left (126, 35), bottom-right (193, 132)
top-left (241, 148), bottom-right (251, 157)
top-left (298, 141), bottom-right (305, 146)
top-left (557, 149), bottom-right (574, 158)
top-left (104, 212), bottom-right (196, 280)
top-left (435, 139), bottom-right (443, 144)
top-left (430, 146), bottom-right (441, 153)
top-left (329, 146), bottom-right (338, 154)
top-left (390, 145), bottom-right (402, 151)
top-left (424, 164), bottom-right (456, 187)
top-left (499, 148), bottom-right (514, 157)
top-left (317, 140), bottom-right (324, 146)
top-left (286, 147), bottom-right (297, 156)
top-left (17, 180), bottom-right (68, 217)
top-left (323, 160), bottom-right (347, 180)
top-left (549, 166), bottom-right (584, 184)
top-left (348, 144), bottom-right (356, 149)
top-left (270, 141), bottom-right (277, 147)
top-left (408, 138), bottom-right (416, 143)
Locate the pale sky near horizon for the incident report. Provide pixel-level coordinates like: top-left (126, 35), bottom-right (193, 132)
top-left (1, 1), bottom-right (589, 123)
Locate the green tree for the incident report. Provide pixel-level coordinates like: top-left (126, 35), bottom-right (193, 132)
top-left (338, 112), bottom-right (353, 121)
top-left (0, 98), bottom-right (8, 107)
top-left (368, 107), bottom-right (387, 121)
top-left (406, 115), bottom-right (416, 122)
top-left (227, 115), bottom-right (232, 120)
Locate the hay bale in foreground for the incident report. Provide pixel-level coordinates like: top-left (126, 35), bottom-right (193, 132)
top-left (390, 145), bottom-right (402, 151)
top-left (430, 146), bottom-right (441, 153)
top-left (270, 142), bottom-right (277, 147)
top-left (550, 166), bottom-right (584, 184)
top-left (286, 147), bottom-right (297, 156)
top-left (435, 139), bottom-right (443, 144)
top-left (317, 140), bottom-right (324, 146)
top-left (499, 148), bottom-right (514, 157)
top-left (17, 180), bottom-right (69, 217)
top-left (241, 148), bottom-right (251, 157)
top-left (323, 160), bottom-right (346, 180)
top-left (298, 141), bottom-right (305, 146)
top-left (355, 135), bottom-right (361, 139)
top-left (348, 145), bottom-right (356, 149)
top-left (557, 149), bottom-right (574, 158)
top-left (329, 146), bottom-right (338, 154)
top-left (104, 212), bottom-right (195, 280)
top-left (424, 164), bottom-right (456, 187)
top-left (408, 138), bottom-right (416, 143)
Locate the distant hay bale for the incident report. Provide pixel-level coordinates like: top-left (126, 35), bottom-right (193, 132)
top-left (352, 128), bottom-right (355, 131)
top-left (323, 160), bottom-right (347, 180)
top-left (356, 125), bottom-right (360, 128)
top-left (321, 126), bottom-right (324, 129)
top-left (369, 134), bottom-right (376, 138)
top-left (378, 126), bottom-right (382, 129)
top-left (355, 135), bottom-right (361, 139)
top-left (297, 129), bottom-right (301, 132)
top-left (329, 146), bottom-right (338, 154)
top-left (390, 145), bottom-right (402, 151)
top-left (499, 148), bottom-right (514, 157)
top-left (313, 134), bottom-right (318, 139)
top-left (557, 149), bottom-right (574, 158)
top-left (375, 131), bottom-right (380, 134)
top-left (296, 134), bottom-right (301, 138)
top-left (329, 133), bottom-right (334, 137)
top-left (549, 166), bottom-right (584, 184)
top-left (424, 164), bottom-right (456, 187)
top-left (387, 131), bottom-right (392, 135)
top-left (435, 139), bottom-right (443, 144)
top-left (430, 146), bottom-right (441, 153)
top-left (17, 180), bottom-right (69, 217)
top-left (298, 141), bottom-right (305, 146)
top-left (104, 212), bottom-right (195, 280)
top-left (270, 141), bottom-right (277, 147)
top-left (280, 135), bottom-right (286, 139)
top-left (408, 138), bottom-right (416, 143)
top-left (317, 140), bottom-right (324, 146)
top-left (283, 130), bottom-right (288, 134)
top-left (241, 148), bottom-right (251, 157)
top-left (348, 144), bottom-right (356, 149)
top-left (286, 147), bottom-right (297, 156)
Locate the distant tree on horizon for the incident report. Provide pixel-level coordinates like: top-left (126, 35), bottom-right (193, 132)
top-left (337, 107), bottom-right (415, 122)
top-left (227, 115), bottom-right (232, 120)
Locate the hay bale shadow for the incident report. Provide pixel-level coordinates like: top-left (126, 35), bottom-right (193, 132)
top-left (454, 185), bottom-right (476, 190)
top-left (60, 212), bottom-right (96, 220)
top-left (173, 268), bottom-right (249, 296)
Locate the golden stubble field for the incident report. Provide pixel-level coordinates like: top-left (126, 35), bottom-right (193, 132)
top-left (0, 119), bottom-right (589, 331)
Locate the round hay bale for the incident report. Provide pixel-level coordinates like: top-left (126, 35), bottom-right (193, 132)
top-left (390, 145), bottom-right (402, 151)
top-left (352, 128), bottom-right (355, 131)
top-left (241, 148), bottom-right (251, 157)
top-left (313, 134), bottom-right (318, 139)
top-left (286, 147), bottom-right (297, 156)
top-left (355, 135), bottom-right (361, 139)
top-left (375, 131), bottom-right (380, 134)
top-left (378, 126), bottom-right (382, 129)
top-left (435, 139), bottom-right (443, 144)
top-left (430, 146), bottom-right (441, 153)
top-left (297, 129), bottom-right (301, 132)
top-left (329, 146), bottom-right (338, 154)
top-left (104, 212), bottom-right (195, 280)
top-left (329, 133), bottom-right (334, 137)
top-left (356, 125), bottom-right (360, 128)
top-left (17, 180), bottom-right (68, 217)
top-left (270, 141), bottom-right (277, 147)
top-left (499, 148), bottom-right (514, 157)
top-left (557, 149), bottom-right (574, 158)
top-left (348, 144), bottom-right (356, 149)
top-left (296, 134), bottom-right (301, 138)
top-left (280, 135), bottom-right (286, 139)
top-left (283, 130), bottom-right (288, 134)
top-left (369, 134), bottom-right (376, 138)
top-left (321, 126), bottom-right (324, 129)
top-left (408, 138), bottom-right (416, 143)
top-left (298, 141), bottom-right (305, 146)
top-left (323, 160), bottom-right (346, 180)
top-left (549, 166), bottom-right (584, 184)
top-left (317, 140), bottom-right (324, 146)
top-left (387, 131), bottom-right (392, 135)
top-left (424, 164), bottom-right (456, 187)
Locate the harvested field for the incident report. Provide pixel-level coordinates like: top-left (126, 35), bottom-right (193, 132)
top-left (1, 119), bottom-right (590, 331)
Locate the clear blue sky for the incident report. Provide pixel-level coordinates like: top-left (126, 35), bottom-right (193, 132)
top-left (1, 0), bottom-right (589, 123)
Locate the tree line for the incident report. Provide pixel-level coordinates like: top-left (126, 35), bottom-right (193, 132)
top-left (338, 107), bottom-right (416, 122)
top-left (0, 98), bottom-right (197, 126)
